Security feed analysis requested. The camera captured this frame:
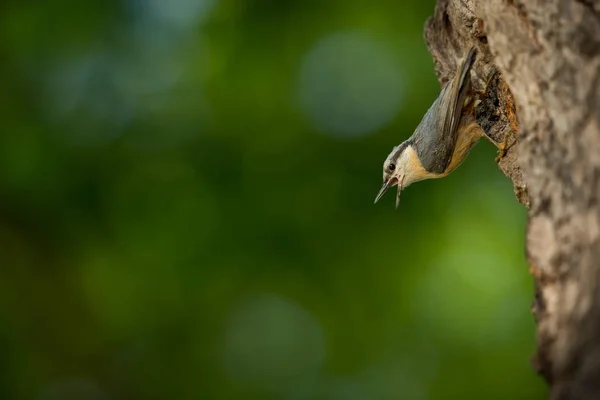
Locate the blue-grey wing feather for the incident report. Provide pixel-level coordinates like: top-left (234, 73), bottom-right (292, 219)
top-left (412, 47), bottom-right (477, 174)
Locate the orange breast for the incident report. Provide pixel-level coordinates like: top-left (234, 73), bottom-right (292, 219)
top-left (444, 118), bottom-right (484, 175)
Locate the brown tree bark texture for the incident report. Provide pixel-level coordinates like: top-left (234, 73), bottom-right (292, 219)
top-left (424, 1), bottom-right (600, 399)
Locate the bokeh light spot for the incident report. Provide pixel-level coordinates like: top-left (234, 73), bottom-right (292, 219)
top-left (220, 292), bottom-right (325, 392)
top-left (129, 0), bottom-right (216, 30)
top-left (297, 31), bottom-right (405, 139)
top-left (42, 51), bottom-right (133, 146)
top-left (414, 250), bottom-right (519, 344)
top-left (412, 188), bottom-right (526, 347)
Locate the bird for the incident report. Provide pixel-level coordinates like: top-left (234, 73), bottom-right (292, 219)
top-left (374, 46), bottom-right (510, 209)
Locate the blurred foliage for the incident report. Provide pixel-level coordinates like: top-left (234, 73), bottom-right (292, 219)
top-left (0, 0), bottom-right (546, 399)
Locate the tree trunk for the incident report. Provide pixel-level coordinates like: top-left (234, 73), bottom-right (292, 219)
top-left (424, 0), bottom-right (600, 399)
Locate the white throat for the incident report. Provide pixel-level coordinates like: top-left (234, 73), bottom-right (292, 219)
top-left (393, 146), bottom-right (438, 187)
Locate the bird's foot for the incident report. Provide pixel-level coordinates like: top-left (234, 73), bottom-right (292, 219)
top-left (482, 131), bottom-right (516, 163)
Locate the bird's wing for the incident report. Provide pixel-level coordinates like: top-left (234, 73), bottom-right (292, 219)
top-left (436, 46), bottom-right (477, 172)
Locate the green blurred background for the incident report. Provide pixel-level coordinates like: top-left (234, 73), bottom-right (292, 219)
top-left (0, 0), bottom-right (546, 398)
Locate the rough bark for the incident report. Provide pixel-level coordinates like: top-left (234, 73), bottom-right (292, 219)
top-left (424, 0), bottom-right (600, 399)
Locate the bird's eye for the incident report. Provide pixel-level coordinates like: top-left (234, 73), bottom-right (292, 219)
top-left (388, 163), bottom-right (396, 171)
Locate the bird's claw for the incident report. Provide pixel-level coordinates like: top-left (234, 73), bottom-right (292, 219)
top-left (494, 131), bottom-right (516, 163)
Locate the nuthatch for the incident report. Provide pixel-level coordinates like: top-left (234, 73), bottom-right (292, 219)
top-left (374, 46), bottom-right (508, 209)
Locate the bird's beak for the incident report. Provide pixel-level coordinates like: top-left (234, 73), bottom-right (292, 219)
top-left (374, 177), bottom-right (398, 205)
top-left (374, 182), bottom-right (389, 204)
top-left (395, 175), bottom-right (405, 210)
top-left (374, 176), bottom-right (404, 209)
top-left (374, 179), bottom-right (392, 204)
